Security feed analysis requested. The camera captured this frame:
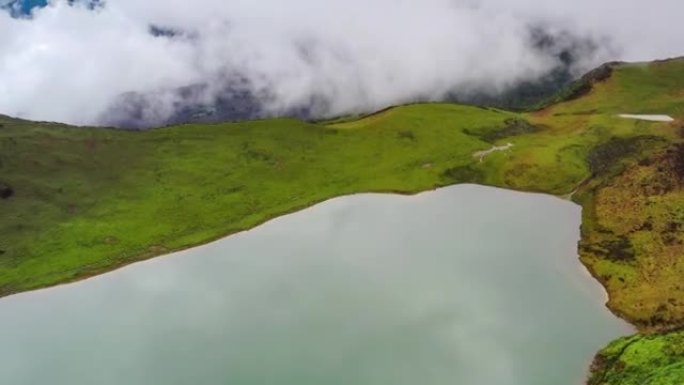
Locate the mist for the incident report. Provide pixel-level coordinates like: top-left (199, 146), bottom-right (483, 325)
top-left (0, 0), bottom-right (683, 128)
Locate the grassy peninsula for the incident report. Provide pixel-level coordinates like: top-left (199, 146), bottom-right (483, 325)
top-left (1, 58), bottom-right (684, 383)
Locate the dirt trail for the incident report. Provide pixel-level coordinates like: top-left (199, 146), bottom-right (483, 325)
top-left (473, 143), bottom-right (514, 162)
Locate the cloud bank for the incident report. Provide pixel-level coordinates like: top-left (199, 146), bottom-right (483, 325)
top-left (0, 0), bottom-right (682, 127)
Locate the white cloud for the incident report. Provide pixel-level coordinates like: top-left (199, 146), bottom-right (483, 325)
top-left (0, 0), bottom-right (682, 126)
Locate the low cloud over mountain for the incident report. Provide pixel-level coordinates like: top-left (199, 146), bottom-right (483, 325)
top-left (1, 0), bottom-right (683, 128)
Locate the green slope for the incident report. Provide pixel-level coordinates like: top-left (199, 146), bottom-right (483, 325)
top-left (589, 331), bottom-right (684, 385)
top-left (2, 58), bottom-right (684, 383)
top-left (0, 105), bottom-right (518, 294)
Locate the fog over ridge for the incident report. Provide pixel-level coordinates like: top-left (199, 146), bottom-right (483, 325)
top-left (0, 0), bottom-right (682, 128)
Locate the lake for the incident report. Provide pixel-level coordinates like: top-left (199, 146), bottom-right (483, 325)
top-left (0, 185), bottom-right (631, 384)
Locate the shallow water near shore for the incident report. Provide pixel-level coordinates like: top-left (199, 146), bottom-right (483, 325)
top-left (0, 184), bottom-right (631, 385)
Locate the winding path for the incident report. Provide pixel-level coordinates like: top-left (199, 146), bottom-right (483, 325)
top-left (473, 143), bottom-right (514, 162)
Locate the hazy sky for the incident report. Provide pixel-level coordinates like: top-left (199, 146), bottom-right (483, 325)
top-left (0, 0), bottom-right (682, 126)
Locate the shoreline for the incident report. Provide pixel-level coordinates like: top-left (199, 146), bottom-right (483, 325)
top-left (0, 178), bottom-right (651, 385)
top-left (0, 182), bottom-right (629, 320)
top-left (0, 183), bottom-right (632, 385)
top-left (0, 182), bottom-right (631, 329)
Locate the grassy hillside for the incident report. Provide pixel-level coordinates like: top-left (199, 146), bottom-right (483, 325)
top-left (1, 58), bottom-right (684, 382)
top-left (0, 105), bottom-right (519, 294)
top-left (589, 331), bottom-right (684, 385)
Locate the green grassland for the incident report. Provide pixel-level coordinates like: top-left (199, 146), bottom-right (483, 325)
top-left (589, 330), bottom-right (684, 385)
top-left (2, 58), bottom-right (684, 382)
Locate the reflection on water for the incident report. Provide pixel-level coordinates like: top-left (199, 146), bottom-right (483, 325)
top-left (0, 185), bottom-right (631, 385)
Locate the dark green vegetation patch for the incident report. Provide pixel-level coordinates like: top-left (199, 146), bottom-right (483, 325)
top-left (464, 118), bottom-right (542, 143)
top-left (0, 182), bottom-right (13, 200)
top-left (587, 136), bottom-right (666, 175)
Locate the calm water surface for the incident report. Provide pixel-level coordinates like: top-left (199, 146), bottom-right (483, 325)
top-left (0, 185), bottom-right (631, 385)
